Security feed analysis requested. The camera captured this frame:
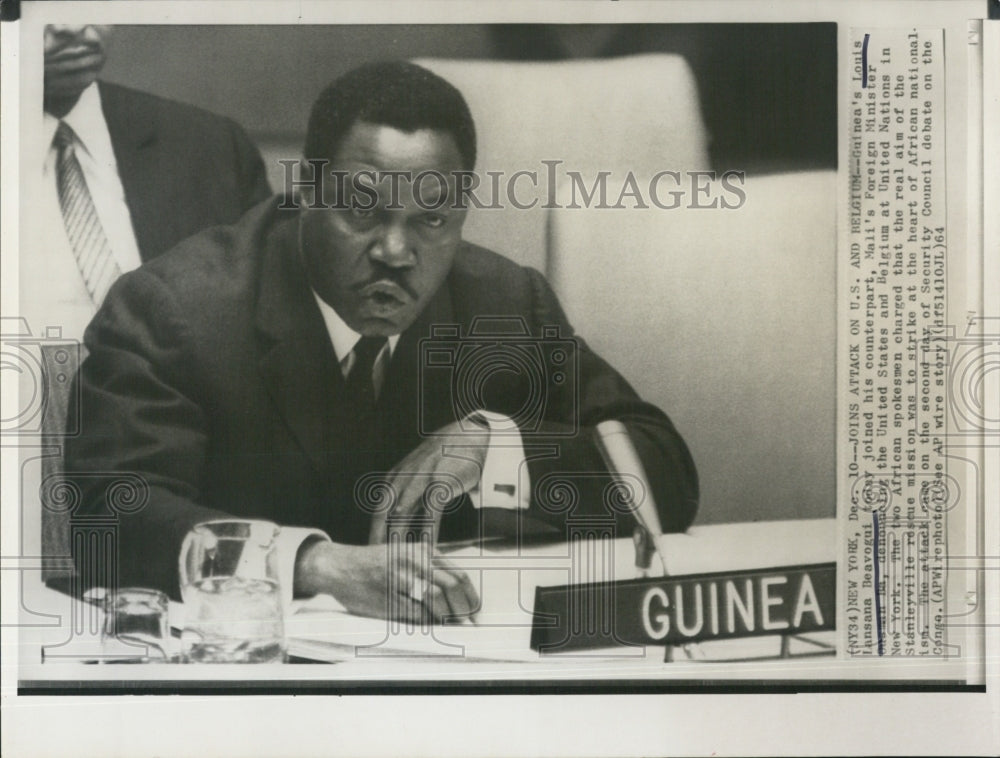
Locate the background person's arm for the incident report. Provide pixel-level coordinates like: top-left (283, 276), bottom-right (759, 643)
top-left (225, 116), bottom-right (272, 211)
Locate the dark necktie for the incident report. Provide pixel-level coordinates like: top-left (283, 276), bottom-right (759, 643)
top-left (343, 335), bottom-right (388, 411)
top-left (53, 121), bottom-right (122, 306)
top-left (337, 336), bottom-right (389, 542)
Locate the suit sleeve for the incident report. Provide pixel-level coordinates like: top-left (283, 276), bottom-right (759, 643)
top-left (521, 268), bottom-right (699, 534)
top-left (64, 270), bottom-right (230, 600)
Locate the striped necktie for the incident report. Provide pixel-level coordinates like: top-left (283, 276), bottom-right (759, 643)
top-left (53, 121), bottom-right (122, 307)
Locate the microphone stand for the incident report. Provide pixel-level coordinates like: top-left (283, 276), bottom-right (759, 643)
top-left (633, 524), bottom-right (658, 578)
top-left (593, 420), bottom-right (704, 662)
top-left (631, 525), bottom-right (703, 662)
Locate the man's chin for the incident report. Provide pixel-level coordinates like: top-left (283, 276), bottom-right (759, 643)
top-left (44, 70), bottom-right (100, 110)
top-left (356, 322), bottom-right (405, 339)
top-left (354, 312), bottom-right (412, 338)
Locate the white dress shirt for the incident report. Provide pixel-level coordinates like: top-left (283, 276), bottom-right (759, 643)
top-left (312, 290), bottom-right (401, 385)
top-left (25, 83), bottom-right (142, 343)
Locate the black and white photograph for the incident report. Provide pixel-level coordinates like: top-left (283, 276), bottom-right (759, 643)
top-left (1, 2), bottom-right (996, 757)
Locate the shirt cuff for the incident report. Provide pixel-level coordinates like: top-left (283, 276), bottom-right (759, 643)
top-left (469, 411), bottom-right (531, 511)
top-left (276, 526), bottom-right (333, 611)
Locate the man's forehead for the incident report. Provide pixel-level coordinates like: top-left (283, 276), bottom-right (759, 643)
top-left (331, 120), bottom-right (464, 173)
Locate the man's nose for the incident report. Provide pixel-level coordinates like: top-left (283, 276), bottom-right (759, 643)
top-left (368, 223), bottom-right (416, 268)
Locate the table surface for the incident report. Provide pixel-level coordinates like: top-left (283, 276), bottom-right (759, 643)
top-left (15, 518), bottom-right (845, 681)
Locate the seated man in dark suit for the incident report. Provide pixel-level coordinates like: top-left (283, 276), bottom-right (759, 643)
top-left (35, 24), bottom-right (272, 587)
top-left (65, 62), bottom-right (698, 622)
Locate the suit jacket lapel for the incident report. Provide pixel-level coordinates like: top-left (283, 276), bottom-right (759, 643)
top-left (254, 213), bottom-right (340, 476)
top-left (377, 280), bottom-right (456, 451)
top-left (98, 81), bottom-right (162, 262)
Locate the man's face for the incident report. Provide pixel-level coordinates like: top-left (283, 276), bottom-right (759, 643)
top-left (300, 121), bottom-right (468, 337)
top-left (44, 25), bottom-right (112, 111)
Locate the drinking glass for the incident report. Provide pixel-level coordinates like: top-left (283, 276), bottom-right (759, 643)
top-left (178, 519), bottom-right (286, 663)
top-left (100, 587), bottom-right (170, 662)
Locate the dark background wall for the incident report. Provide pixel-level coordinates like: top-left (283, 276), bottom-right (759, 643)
top-left (102, 23), bottom-right (836, 175)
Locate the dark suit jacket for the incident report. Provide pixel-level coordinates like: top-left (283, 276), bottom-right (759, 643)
top-left (65, 198), bottom-right (698, 598)
top-left (98, 81), bottom-right (272, 261)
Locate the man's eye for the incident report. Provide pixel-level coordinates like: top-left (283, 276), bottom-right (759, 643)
top-left (351, 206), bottom-right (375, 218)
top-left (421, 215), bottom-right (445, 228)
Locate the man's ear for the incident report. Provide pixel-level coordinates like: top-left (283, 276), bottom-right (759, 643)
top-left (299, 158), bottom-right (323, 210)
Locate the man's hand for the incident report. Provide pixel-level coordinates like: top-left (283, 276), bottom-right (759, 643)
top-left (294, 539), bottom-right (479, 623)
top-left (367, 417), bottom-right (491, 544)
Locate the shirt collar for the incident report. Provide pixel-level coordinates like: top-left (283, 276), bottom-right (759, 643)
top-left (311, 289), bottom-right (400, 364)
top-left (43, 82), bottom-right (118, 171)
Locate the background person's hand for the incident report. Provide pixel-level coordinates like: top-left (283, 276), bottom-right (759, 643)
top-left (367, 416), bottom-right (491, 544)
top-left (294, 539), bottom-right (479, 623)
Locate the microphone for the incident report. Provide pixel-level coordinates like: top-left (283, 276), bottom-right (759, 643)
top-left (594, 420), bottom-right (669, 576)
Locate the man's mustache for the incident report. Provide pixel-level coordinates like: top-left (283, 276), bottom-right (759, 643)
top-left (356, 275), bottom-right (418, 302)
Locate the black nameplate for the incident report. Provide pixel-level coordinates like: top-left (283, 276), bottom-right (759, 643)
top-left (530, 562), bottom-right (835, 652)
